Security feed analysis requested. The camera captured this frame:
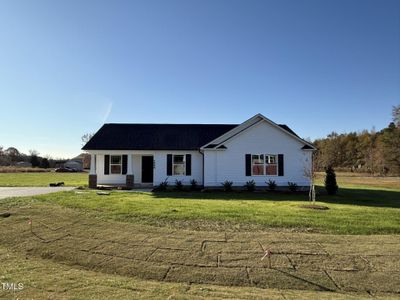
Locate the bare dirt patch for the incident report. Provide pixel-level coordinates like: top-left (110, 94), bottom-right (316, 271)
top-left (1, 203), bottom-right (399, 297)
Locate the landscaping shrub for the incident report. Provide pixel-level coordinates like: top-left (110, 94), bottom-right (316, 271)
top-left (244, 180), bottom-right (256, 192)
top-left (190, 179), bottom-right (198, 191)
top-left (221, 180), bottom-right (233, 192)
top-left (174, 179), bottom-right (183, 191)
top-left (325, 166), bottom-right (339, 195)
top-left (153, 178), bottom-right (168, 192)
top-left (288, 182), bottom-right (298, 192)
top-left (266, 179), bottom-right (277, 191)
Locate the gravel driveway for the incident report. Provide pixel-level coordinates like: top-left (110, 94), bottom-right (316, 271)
top-left (0, 187), bottom-right (75, 199)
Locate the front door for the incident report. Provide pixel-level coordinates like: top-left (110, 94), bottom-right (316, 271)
top-left (141, 156), bottom-right (154, 183)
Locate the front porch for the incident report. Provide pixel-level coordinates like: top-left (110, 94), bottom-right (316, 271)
top-left (88, 153), bottom-right (155, 189)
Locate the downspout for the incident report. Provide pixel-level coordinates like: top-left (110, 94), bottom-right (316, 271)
top-left (198, 149), bottom-right (204, 188)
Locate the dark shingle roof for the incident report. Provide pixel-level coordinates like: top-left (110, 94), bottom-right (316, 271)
top-left (82, 124), bottom-right (238, 150)
top-left (82, 123), bottom-right (301, 150)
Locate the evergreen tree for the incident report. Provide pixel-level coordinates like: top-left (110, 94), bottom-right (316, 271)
top-left (325, 166), bottom-right (338, 195)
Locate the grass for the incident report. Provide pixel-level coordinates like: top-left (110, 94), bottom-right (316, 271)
top-left (23, 183), bottom-right (399, 234)
top-left (0, 172), bottom-right (88, 187)
top-left (0, 203), bottom-right (398, 299)
top-left (0, 173), bottom-right (399, 298)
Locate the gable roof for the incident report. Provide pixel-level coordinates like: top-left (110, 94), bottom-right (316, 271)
top-left (82, 116), bottom-right (311, 151)
top-left (201, 113), bottom-right (316, 150)
top-left (82, 124), bottom-right (237, 150)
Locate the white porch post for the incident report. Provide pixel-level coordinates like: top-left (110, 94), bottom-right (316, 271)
top-left (127, 154), bottom-right (133, 174)
top-left (89, 154), bottom-right (96, 175)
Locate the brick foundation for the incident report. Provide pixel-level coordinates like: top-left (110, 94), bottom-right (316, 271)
top-left (89, 174), bottom-right (97, 189)
top-left (126, 175), bottom-right (134, 189)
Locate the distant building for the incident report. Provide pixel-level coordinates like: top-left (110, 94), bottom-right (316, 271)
top-left (15, 161), bottom-right (32, 168)
top-left (64, 160), bottom-right (83, 171)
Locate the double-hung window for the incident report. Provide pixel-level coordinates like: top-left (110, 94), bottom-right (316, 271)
top-left (265, 155), bottom-right (278, 175)
top-left (251, 154), bottom-right (264, 175)
top-left (173, 155), bottom-right (185, 175)
top-left (110, 155), bottom-right (122, 174)
top-left (251, 154), bottom-right (278, 176)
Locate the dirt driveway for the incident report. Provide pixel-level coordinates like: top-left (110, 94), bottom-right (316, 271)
top-left (0, 187), bottom-right (75, 199)
top-left (1, 202), bottom-right (399, 298)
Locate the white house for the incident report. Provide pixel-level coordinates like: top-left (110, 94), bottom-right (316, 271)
top-left (82, 114), bottom-right (316, 189)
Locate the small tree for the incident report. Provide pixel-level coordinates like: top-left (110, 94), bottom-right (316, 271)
top-left (325, 166), bottom-right (338, 195)
top-left (303, 152), bottom-right (316, 204)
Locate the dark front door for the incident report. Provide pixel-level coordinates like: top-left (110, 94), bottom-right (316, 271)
top-left (141, 156), bottom-right (154, 183)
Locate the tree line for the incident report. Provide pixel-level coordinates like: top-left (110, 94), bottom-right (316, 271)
top-left (0, 147), bottom-right (57, 169)
top-left (314, 106), bottom-right (400, 175)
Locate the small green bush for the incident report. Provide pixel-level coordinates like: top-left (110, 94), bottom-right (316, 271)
top-left (153, 178), bottom-right (168, 192)
top-left (288, 182), bottom-right (298, 192)
top-left (244, 180), bottom-right (256, 192)
top-left (266, 179), bottom-right (277, 191)
top-left (325, 166), bottom-right (339, 195)
top-left (190, 179), bottom-right (198, 191)
top-left (175, 180), bottom-right (183, 191)
top-left (221, 180), bottom-right (233, 192)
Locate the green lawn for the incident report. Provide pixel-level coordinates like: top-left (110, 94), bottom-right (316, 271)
top-left (23, 183), bottom-right (399, 234)
top-left (0, 172), bottom-right (87, 187)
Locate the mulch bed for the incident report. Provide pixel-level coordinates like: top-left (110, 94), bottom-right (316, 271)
top-left (299, 204), bottom-right (329, 210)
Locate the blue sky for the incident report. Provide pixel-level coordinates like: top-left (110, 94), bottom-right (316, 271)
top-left (0, 0), bottom-right (399, 158)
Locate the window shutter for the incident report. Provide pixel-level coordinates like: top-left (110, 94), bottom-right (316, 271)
top-left (245, 154), bottom-right (251, 176)
top-left (278, 154), bottom-right (284, 176)
top-left (122, 155), bottom-right (128, 175)
top-left (104, 155), bottom-right (110, 175)
top-left (186, 154), bottom-right (191, 176)
top-left (167, 154), bottom-right (172, 176)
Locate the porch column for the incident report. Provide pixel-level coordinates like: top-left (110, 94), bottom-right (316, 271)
top-left (88, 154), bottom-right (97, 189)
top-left (126, 154), bottom-right (134, 189)
top-left (89, 154), bottom-right (96, 175)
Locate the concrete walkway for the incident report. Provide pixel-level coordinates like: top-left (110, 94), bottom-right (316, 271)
top-left (0, 187), bottom-right (75, 199)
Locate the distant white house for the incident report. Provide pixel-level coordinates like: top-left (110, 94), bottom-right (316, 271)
top-left (64, 160), bottom-right (83, 171)
top-left (82, 114), bottom-right (316, 189)
top-left (16, 161), bottom-right (32, 168)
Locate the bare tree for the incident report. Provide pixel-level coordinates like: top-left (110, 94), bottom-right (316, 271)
top-left (81, 133), bottom-right (94, 146)
top-left (393, 105), bottom-right (400, 128)
top-left (303, 152), bottom-right (316, 204)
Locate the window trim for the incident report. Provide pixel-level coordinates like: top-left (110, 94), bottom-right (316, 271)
top-left (110, 155), bottom-right (122, 175)
top-left (251, 153), bottom-right (278, 176)
top-left (172, 154), bottom-right (186, 176)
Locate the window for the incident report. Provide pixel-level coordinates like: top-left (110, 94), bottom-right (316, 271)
top-left (252, 154), bottom-right (264, 175)
top-left (173, 155), bottom-right (185, 175)
top-left (251, 154), bottom-right (278, 176)
top-left (265, 155), bottom-right (277, 175)
top-left (110, 155), bottom-right (122, 174)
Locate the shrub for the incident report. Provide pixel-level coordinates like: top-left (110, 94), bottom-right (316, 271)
top-left (288, 182), bottom-right (298, 192)
top-left (153, 178), bottom-right (168, 192)
top-left (221, 180), bottom-right (233, 192)
top-left (325, 166), bottom-right (339, 195)
top-left (244, 180), bottom-right (256, 192)
top-left (174, 179), bottom-right (183, 191)
top-left (266, 179), bottom-right (277, 191)
top-left (190, 179), bottom-right (198, 191)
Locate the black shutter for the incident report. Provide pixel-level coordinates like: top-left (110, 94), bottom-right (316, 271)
top-left (245, 154), bottom-right (251, 176)
top-left (186, 154), bottom-right (191, 176)
top-left (104, 155), bottom-right (110, 175)
top-left (278, 154), bottom-right (284, 176)
top-left (122, 155), bottom-right (128, 175)
top-left (167, 154), bottom-right (172, 176)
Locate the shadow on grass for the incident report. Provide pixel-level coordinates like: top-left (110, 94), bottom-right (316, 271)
top-left (150, 187), bottom-right (400, 208)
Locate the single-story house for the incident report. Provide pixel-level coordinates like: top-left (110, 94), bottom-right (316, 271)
top-left (82, 114), bottom-right (316, 189)
top-left (15, 161), bottom-right (32, 168)
top-left (64, 159), bottom-right (83, 171)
